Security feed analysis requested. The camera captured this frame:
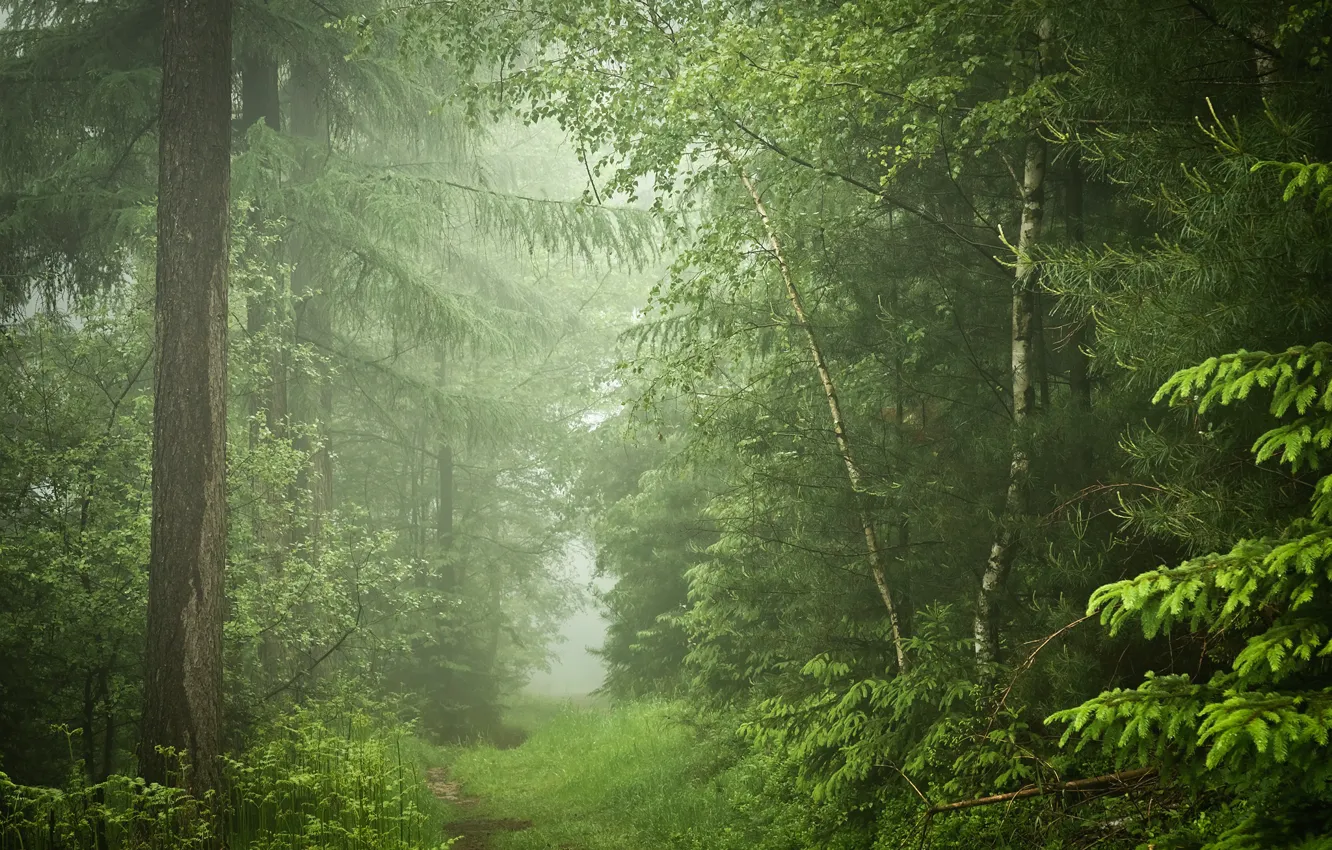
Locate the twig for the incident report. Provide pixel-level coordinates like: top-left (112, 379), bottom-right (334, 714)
top-left (987, 613), bottom-right (1091, 730)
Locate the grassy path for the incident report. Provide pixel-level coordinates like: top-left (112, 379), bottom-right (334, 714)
top-left (415, 698), bottom-right (742, 850)
top-left (424, 765), bottom-right (533, 850)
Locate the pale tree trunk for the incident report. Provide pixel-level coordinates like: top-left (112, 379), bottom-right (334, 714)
top-left (734, 165), bottom-right (909, 672)
top-left (140, 0), bottom-right (231, 806)
top-left (974, 133), bottom-right (1046, 668)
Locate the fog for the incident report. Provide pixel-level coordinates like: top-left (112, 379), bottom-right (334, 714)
top-left (526, 541), bottom-right (612, 698)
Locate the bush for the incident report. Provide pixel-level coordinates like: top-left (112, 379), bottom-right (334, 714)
top-left (0, 711), bottom-right (448, 850)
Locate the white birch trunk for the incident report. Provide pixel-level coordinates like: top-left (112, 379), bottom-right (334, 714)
top-left (735, 166), bottom-right (909, 672)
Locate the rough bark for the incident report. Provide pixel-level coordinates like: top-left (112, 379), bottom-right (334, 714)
top-left (975, 132), bottom-right (1045, 668)
top-left (735, 165), bottom-right (909, 672)
top-left (140, 0), bottom-right (231, 803)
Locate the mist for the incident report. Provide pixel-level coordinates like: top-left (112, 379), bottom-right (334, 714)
top-left (4, 2), bottom-right (1332, 850)
top-left (524, 542), bottom-right (612, 699)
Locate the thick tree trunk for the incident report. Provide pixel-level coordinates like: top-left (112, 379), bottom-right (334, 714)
top-left (974, 133), bottom-right (1046, 668)
top-left (140, 0), bottom-right (231, 804)
top-left (735, 165), bottom-right (909, 672)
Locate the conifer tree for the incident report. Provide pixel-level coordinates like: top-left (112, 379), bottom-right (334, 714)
top-left (139, 0), bottom-right (232, 800)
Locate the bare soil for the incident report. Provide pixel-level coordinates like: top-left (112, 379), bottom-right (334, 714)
top-left (426, 766), bottom-right (533, 850)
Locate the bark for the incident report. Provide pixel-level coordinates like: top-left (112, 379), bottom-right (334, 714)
top-left (1032, 291), bottom-right (1050, 410)
top-left (140, 0), bottom-right (231, 804)
top-left (289, 65), bottom-right (334, 538)
top-left (438, 444), bottom-right (454, 549)
top-left (98, 659), bottom-right (115, 781)
top-left (734, 165), bottom-right (908, 672)
top-left (975, 132), bottom-right (1045, 668)
top-left (410, 428), bottom-right (422, 555)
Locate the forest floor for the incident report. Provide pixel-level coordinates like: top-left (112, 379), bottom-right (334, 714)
top-left (417, 697), bottom-right (737, 850)
top-left (425, 765), bottom-right (534, 850)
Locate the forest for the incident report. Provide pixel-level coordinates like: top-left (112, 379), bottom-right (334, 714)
top-left (2, 0), bottom-right (1332, 848)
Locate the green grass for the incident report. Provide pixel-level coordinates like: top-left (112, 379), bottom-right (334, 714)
top-left (420, 697), bottom-right (737, 850)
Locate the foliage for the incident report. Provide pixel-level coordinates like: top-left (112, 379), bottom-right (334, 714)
top-left (1052, 343), bottom-right (1332, 848)
top-left (6, 0), bottom-right (1332, 847)
top-left (0, 711), bottom-right (450, 850)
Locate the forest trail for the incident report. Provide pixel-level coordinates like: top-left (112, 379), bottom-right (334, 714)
top-left (426, 766), bottom-right (534, 850)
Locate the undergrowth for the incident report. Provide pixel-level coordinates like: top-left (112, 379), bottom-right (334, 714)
top-left (0, 711), bottom-right (451, 850)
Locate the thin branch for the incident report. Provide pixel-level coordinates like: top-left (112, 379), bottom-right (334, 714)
top-left (726, 118), bottom-right (1008, 273)
top-left (926, 768), bottom-right (1158, 815)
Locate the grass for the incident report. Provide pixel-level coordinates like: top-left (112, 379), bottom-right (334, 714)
top-left (2, 697), bottom-right (847, 850)
top-left (417, 697), bottom-right (740, 850)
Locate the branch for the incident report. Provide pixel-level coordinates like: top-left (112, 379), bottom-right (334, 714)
top-left (925, 768), bottom-right (1158, 815)
top-left (262, 599), bottom-right (364, 701)
top-left (726, 118), bottom-right (1009, 273)
top-left (1184, 0), bottom-right (1281, 60)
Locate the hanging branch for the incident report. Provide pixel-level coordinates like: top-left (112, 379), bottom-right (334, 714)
top-left (726, 150), bottom-right (909, 672)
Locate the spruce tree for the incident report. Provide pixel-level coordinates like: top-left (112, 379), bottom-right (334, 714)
top-left (139, 0), bottom-right (232, 802)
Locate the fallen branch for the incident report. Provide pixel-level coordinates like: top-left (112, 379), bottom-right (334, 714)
top-left (926, 768), bottom-right (1157, 815)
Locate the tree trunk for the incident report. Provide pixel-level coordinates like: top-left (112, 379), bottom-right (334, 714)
top-left (734, 164), bottom-right (908, 672)
top-left (241, 48), bottom-right (284, 442)
top-left (289, 65), bottom-right (334, 542)
top-left (241, 48), bottom-right (290, 682)
top-left (1032, 291), bottom-right (1050, 410)
top-left (438, 444), bottom-right (454, 549)
top-left (974, 133), bottom-right (1046, 668)
top-left (140, 0), bottom-right (231, 804)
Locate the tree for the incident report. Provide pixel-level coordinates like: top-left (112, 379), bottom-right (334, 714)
top-left (138, 0), bottom-right (232, 801)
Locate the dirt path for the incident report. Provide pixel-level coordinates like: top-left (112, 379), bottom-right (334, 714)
top-left (425, 766), bottom-right (533, 850)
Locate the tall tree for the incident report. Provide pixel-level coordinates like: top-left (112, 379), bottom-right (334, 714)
top-left (138, 0), bottom-right (232, 801)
